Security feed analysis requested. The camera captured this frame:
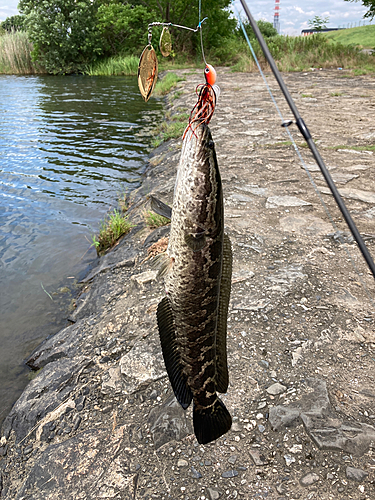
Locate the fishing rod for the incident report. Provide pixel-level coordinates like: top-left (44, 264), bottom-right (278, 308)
top-left (238, 0), bottom-right (375, 281)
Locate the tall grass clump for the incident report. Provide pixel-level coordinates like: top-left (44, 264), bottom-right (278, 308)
top-left (232, 34), bottom-right (375, 73)
top-left (85, 54), bottom-right (139, 76)
top-left (0, 30), bottom-right (40, 74)
top-left (92, 209), bottom-right (134, 255)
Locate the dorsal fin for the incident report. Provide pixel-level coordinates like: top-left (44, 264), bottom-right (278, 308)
top-left (215, 233), bottom-right (232, 393)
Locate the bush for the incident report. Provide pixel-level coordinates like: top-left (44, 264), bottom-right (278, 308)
top-left (18, 0), bottom-right (102, 74)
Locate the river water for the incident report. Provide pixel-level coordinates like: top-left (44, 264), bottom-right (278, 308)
top-left (0, 75), bottom-right (163, 424)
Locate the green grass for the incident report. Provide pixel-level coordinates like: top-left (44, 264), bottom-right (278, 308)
top-left (231, 34), bottom-right (375, 73)
top-left (0, 30), bottom-right (42, 74)
top-left (151, 109), bottom-right (189, 147)
top-left (85, 55), bottom-right (139, 76)
top-left (324, 24), bottom-right (375, 49)
top-left (143, 211), bottom-right (170, 229)
top-left (154, 72), bottom-right (185, 96)
top-left (331, 144), bottom-right (375, 152)
top-left (92, 209), bottom-right (134, 255)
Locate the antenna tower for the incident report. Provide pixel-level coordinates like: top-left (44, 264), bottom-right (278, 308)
top-left (273, 0), bottom-right (280, 33)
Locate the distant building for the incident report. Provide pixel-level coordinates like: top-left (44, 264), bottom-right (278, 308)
top-left (273, 0), bottom-right (280, 34)
top-left (301, 28), bottom-right (344, 36)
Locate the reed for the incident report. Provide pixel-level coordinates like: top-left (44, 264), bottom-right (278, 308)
top-left (85, 55), bottom-right (139, 76)
top-left (0, 30), bottom-right (40, 74)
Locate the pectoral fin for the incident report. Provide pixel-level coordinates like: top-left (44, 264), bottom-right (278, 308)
top-left (157, 297), bottom-right (193, 409)
top-left (215, 233), bottom-right (232, 393)
top-left (184, 232), bottom-right (206, 251)
top-left (150, 195), bottom-right (172, 220)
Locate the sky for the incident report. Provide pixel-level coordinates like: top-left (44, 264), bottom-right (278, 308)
top-left (0, 0), bottom-right (371, 35)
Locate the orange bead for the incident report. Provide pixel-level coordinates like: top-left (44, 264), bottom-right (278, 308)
top-left (204, 64), bottom-right (216, 86)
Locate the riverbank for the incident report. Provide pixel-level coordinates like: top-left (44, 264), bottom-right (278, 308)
top-left (1, 68), bottom-right (375, 499)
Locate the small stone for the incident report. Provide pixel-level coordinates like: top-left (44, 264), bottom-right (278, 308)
top-left (289, 444), bottom-right (302, 454)
top-left (191, 466), bottom-right (202, 479)
top-left (249, 448), bottom-right (268, 466)
top-left (222, 470), bottom-right (238, 478)
top-left (258, 425), bottom-right (266, 433)
top-left (0, 445), bottom-right (8, 457)
top-left (204, 460), bottom-right (212, 466)
top-left (266, 382), bottom-right (286, 395)
top-left (300, 472), bottom-right (320, 487)
top-left (102, 405), bottom-right (113, 414)
top-left (99, 356), bottom-right (111, 364)
top-left (177, 459), bottom-right (188, 467)
top-left (73, 415), bottom-right (82, 431)
top-left (227, 455), bottom-right (237, 465)
top-left (207, 488), bottom-right (220, 500)
top-left (23, 445), bottom-right (33, 455)
top-left (131, 270), bottom-right (158, 285)
top-left (284, 454), bottom-right (295, 466)
top-left (258, 401), bottom-right (267, 409)
top-left (346, 466), bottom-right (368, 482)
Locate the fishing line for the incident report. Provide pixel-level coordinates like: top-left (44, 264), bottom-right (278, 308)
top-left (232, 0), bottom-right (374, 304)
top-left (199, 0), bottom-right (208, 65)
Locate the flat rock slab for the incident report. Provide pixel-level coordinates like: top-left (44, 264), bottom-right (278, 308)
top-left (13, 427), bottom-right (138, 500)
top-left (3, 356), bottom-right (90, 443)
top-left (148, 394), bottom-right (193, 449)
top-left (266, 195), bottom-right (312, 208)
top-left (269, 378), bottom-right (375, 456)
top-left (119, 333), bottom-right (166, 394)
top-left (320, 186), bottom-right (375, 204)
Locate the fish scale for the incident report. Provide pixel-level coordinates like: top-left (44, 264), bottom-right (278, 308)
top-left (156, 123), bottom-right (232, 444)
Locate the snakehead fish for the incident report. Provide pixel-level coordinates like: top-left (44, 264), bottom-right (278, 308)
top-left (156, 123), bottom-right (232, 444)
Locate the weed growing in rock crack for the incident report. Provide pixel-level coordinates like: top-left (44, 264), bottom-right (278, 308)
top-left (151, 111), bottom-right (189, 147)
top-left (330, 92), bottom-right (343, 97)
top-left (92, 209), bottom-right (134, 255)
top-left (154, 72), bottom-right (185, 96)
top-left (143, 210), bottom-right (170, 229)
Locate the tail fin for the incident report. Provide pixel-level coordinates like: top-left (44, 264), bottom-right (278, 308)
top-left (193, 398), bottom-right (232, 445)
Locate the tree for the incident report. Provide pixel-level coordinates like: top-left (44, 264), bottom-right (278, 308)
top-left (96, 3), bottom-right (150, 56)
top-left (308, 15), bottom-right (329, 31)
top-left (132, 0), bottom-right (237, 56)
top-left (238, 19), bottom-right (278, 41)
top-left (18, 0), bottom-right (102, 74)
top-left (1, 15), bottom-right (27, 32)
top-left (343, 0), bottom-right (375, 20)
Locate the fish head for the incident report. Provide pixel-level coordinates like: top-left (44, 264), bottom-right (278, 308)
top-left (173, 124), bottom-right (222, 243)
top-left (204, 64), bottom-right (217, 86)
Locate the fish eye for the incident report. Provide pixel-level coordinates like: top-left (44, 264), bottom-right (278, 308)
top-left (205, 67), bottom-right (209, 73)
top-left (208, 140), bottom-right (214, 149)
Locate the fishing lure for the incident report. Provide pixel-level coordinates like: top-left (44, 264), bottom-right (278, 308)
top-left (183, 64), bottom-right (219, 139)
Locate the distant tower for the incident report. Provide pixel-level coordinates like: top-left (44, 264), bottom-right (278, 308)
top-left (273, 0), bottom-right (280, 34)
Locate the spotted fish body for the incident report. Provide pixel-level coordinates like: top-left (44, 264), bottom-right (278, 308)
top-left (156, 123), bottom-right (232, 444)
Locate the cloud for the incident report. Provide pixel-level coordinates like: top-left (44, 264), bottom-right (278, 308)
top-left (295, 7), bottom-right (304, 14)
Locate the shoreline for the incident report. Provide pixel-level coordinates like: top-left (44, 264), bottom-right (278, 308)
top-left (1, 68), bottom-right (375, 499)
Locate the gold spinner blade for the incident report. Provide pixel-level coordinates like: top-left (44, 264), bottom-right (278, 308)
top-left (138, 45), bottom-right (158, 102)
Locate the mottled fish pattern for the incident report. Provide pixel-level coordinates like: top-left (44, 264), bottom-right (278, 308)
top-left (156, 123), bottom-right (232, 444)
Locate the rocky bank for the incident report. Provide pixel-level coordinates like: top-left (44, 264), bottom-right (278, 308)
top-left (1, 68), bottom-right (375, 500)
